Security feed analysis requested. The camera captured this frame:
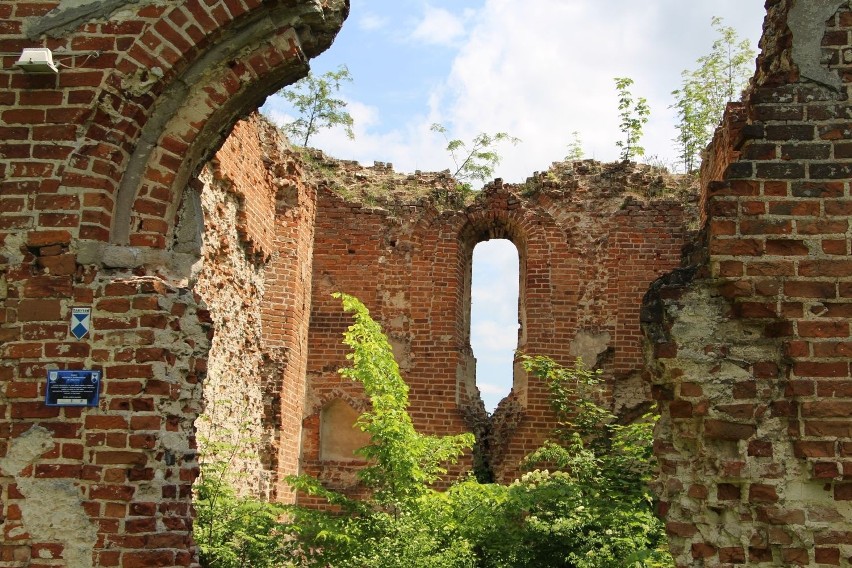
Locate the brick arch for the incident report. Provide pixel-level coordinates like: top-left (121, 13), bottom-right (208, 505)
top-left (54, 0), bottom-right (348, 247)
top-left (457, 202), bottom-right (529, 357)
top-left (455, 187), bottom-right (565, 408)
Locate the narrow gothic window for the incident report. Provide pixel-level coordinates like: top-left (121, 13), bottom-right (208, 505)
top-left (470, 239), bottom-right (520, 412)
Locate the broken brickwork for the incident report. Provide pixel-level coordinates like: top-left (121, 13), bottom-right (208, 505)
top-left (1, 0), bottom-right (852, 566)
top-left (0, 1), bottom-right (346, 566)
top-left (299, 153), bottom-right (694, 489)
top-left (644, 1), bottom-right (852, 565)
top-left (192, 116), bottom-right (316, 501)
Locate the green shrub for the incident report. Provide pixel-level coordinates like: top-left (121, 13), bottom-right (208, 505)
top-left (277, 293), bottom-right (476, 567)
top-left (194, 299), bottom-right (673, 568)
top-left (193, 436), bottom-right (290, 568)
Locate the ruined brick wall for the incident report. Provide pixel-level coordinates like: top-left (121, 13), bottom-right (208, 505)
top-left (4, 0), bottom-right (852, 564)
top-left (645, 1), bottom-right (852, 566)
top-left (300, 155), bottom-right (695, 490)
top-left (192, 114), bottom-right (315, 500)
top-left (0, 0), bottom-right (344, 565)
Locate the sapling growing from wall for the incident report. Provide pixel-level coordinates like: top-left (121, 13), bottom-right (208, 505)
top-left (431, 123), bottom-right (520, 190)
top-left (671, 17), bottom-right (755, 173)
top-left (279, 65), bottom-right (355, 147)
top-left (565, 130), bottom-right (585, 161)
top-left (614, 77), bottom-right (651, 161)
top-left (194, 417), bottom-right (290, 568)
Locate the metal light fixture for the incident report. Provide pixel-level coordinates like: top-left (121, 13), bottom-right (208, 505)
top-left (14, 48), bottom-right (59, 73)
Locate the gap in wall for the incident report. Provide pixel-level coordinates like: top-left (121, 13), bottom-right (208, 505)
top-left (470, 238), bottom-right (520, 413)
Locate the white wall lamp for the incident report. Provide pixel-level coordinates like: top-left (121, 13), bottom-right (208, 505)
top-left (14, 48), bottom-right (59, 73)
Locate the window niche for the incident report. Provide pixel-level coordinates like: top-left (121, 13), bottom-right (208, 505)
top-left (319, 398), bottom-right (371, 461)
top-left (458, 218), bottom-right (528, 412)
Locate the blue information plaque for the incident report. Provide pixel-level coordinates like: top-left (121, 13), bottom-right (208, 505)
top-left (45, 370), bottom-right (101, 407)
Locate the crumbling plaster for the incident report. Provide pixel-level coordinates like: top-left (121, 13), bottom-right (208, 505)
top-left (0, 427), bottom-right (98, 567)
top-left (2, 0), bottom-right (852, 564)
top-left (789, 0), bottom-right (849, 90)
top-left (297, 152), bottom-right (696, 488)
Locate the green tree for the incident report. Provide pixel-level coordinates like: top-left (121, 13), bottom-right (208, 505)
top-left (614, 77), bottom-right (651, 161)
top-left (565, 130), bottom-right (584, 161)
top-left (671, 17), bottom-right (755, 173)
top-left (430, 123), bottom-right (520, 186)
top-left (193, 420), bottom-right (290, 568)
top-left (450, 356), bottom-right (673, 568)
top-left (195, 299), bottom-right (672, 567)
top-left (279, 65), bottom-right (355, 147)
top-left (280, 293), bottom-right (476, 567)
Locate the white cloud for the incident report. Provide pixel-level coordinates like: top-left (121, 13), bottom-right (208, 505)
top-left (433, 0), bottom-right (767, 181)
top-left (477, 382), bottom-right (509, 395)
top-left (411, 6), bottom-right (468, 47)
top-left (262, 0), bottom-right (768, 413)
top-left (263, 95), bottom-right (441, 169)
top-left (268, 1), bottom-right (765, 181)
top-left (472, 321), bottom-right (519, 352)
top-left (358, 13), bottom-right (389, 31)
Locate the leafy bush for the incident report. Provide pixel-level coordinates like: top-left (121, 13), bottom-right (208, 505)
top-left (277, 293), bottom-right (476, 567)
top-left (194, 297), bottom-right (673, 567)
top-left (438, 357), bottom-right (672, 568)
top-left (194, 435), bottom-right (291, 568)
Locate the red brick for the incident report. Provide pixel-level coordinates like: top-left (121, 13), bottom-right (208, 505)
top-left (798, 321), bottom-right (849, 338)
top-left (121, 550), bottom-right (175, 567)
top-left (705, 420), bottom-right (756, 441)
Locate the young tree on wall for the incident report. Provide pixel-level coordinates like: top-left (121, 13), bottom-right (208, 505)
top-left (279, 65), bottom-right (355, 147)
top-left (565, 130), bottom-right (585, 161)
top-left (431, 123), bottom-right (520, 186)
top-left (614, 77), bottom-right (651, 161)
top-left (671, 17), bottom-right (756, 173)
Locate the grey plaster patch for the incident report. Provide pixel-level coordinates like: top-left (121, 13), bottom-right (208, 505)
top-left (789, 0), bottom-right (849, 90)
top-left (75, 240), bottom-right (200, 285)
top-left (16, 478), bottom-right (98, 566)
top-left (0, 426), bottom-right (54, 476)
top-left (173, 187), bottom-right (204, 256)
top-left (569, 330), bottom-right (611, 367)
top-left (613, 371), bottom-right (648, 414)
top-left (0, 232), bottom-right (26, 268)
top-left (0, 426), bottom-right (97, 567)
top-left (101, 244), bottom-right (145, 268)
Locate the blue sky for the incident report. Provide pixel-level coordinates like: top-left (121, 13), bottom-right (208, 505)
top-left (262, 1), bottom-right (767, 411)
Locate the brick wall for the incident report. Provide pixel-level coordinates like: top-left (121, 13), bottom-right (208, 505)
top-left (300, 155), bottom-right (693, 490)
top-left (3, 0), bottom-right (851, 565)
top-left (0, 1), bottom-right (344, 565)
top-left (193, 114), bottom-right (315, 500)
top-left (644, 1), bottom-right (852, 565)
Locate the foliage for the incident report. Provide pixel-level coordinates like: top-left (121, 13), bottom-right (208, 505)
top-left (614, 77), bottom-right (651, 161)
top-left (671, 17), bottom-right (755, 173)
top-left (193, 424), bottom-right (291, 568)
top-left (332, 292), bottom-right (474, 504)
top-left (195, 301), bottom-right (672, 568)
top-left (278, 293), bottom-right (476, 567)
top-left (565, 131), bottom-right (585, 161)
top-left (430, 123), bottom-right (520, 192)
top-left (521, 356), bottom-right (659, 503)
top-left (474, 355), bottom-right (674, 568)
top-left (279, 65), bottom-right (355, 147)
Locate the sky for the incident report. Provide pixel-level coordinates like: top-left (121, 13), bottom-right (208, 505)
top-left (262, 0), bottom-right (767, 412)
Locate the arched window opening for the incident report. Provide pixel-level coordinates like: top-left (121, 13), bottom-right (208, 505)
top-left (320, 399), bottom-right (371, 461)
top-left (470, 239), bottom-right (521, 413)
